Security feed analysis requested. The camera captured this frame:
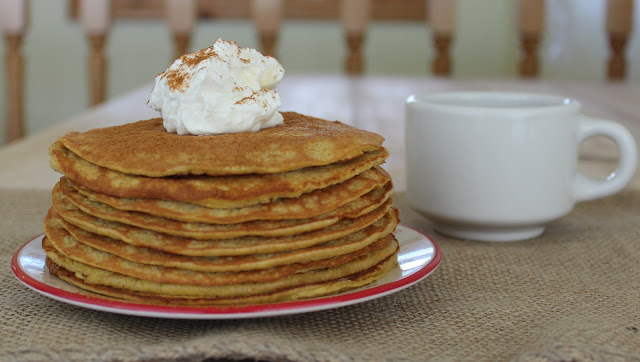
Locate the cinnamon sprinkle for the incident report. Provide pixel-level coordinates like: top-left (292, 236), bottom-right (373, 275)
top-left (161, 46), bottom-right (220, 92)
top-left (236, 93), bottom-right (258, 105)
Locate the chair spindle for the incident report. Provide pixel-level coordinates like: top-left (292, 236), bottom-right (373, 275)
top-left (606, 0), bottom-right (633, 81)
top-left (341, 0), bottom-right (370, 74)
top-left (80, 0), bottom-right (110, 106)
top-left (518, 0), bottom-right (544, 78)
top-left (429, 0), bottom-right (456, 76)
top-left (252, 0), bottom-right (283, 58)
top-left (1, 0), bottom-right (27, 143)
top-left (166, 0), bottom-right (197, 60)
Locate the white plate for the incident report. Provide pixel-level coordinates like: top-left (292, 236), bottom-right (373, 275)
top-left (11, 225), bottom-right (441, 319)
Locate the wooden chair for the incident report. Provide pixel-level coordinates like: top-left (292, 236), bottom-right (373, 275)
top-left (1, 0), bottom-right (635, 143)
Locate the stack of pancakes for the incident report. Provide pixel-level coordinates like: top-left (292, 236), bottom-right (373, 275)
top-left (44, 112), bottom-right (399, 306)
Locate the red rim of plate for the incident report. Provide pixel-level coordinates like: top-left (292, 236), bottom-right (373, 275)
top-left (11, 226), bottom-right (441, 316)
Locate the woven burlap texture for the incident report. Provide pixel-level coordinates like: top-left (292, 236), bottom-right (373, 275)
top-left (1, 188), bottom-right (639, 362)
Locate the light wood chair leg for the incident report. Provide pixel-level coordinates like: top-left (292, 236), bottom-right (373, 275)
top-left (88, 33), bottom-right (107, 106)
top-left (80, 0), bottom-right (110, 106)
top-left (173, 33), bottom-right (191, 60)
top-left (607, 35), bottom-right (628, 81)
top-left (432, 33), bottom-right (451, 76)
top-left (606, 0), bottom-right (633, 81)
top-left (5, 34), bottom-right (25, 142)
top-left (259, 32), bottom-right (278, 57)
top-left (166, 0), bottom-right (196, 60)
top-left (517, 0), bottom-right (543, 78)
top-left (428, 0), bottom-right (456, 76)
top-left (341, 0), bottom-right (370, 74)
top-left (252, 0), bottom-right (283, 59)
top-left (345, 33), bottom-right (365, 74)
top-left (519, 33), bottom-right (540, 78)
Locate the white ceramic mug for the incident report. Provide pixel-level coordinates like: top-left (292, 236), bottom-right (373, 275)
top-left (405, 92), bottom-right (638, 242)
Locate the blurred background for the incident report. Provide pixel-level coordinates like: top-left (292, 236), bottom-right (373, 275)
top-left (0, 0), bottom-right (639, 146)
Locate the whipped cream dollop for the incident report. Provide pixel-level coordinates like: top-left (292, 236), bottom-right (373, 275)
top-left (148, 39), bottom-right (285, 135)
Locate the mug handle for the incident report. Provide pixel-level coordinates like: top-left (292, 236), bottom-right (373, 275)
top-left (574, 116), bottom-right (638, 202)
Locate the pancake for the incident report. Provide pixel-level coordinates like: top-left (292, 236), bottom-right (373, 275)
top-left (55, 196), bottom-right (394, 256)
top-left (44, 109), bottom-right (401, 306)
top-left (46, 252), bottom-right (398, 306)
top-left (56, 181), bottom-right (393, 239)
top-left (46, 208), bottom-right (399, 272)
top-left (43, 235), bottom-right (399, 298)
top-left (66, 166), bottom-right (390, 223)
top-left (57, 112), bottom-right (385, 177)
top-left (50, 142), bottom-right (388, 208)
top-left (44, 222), bottom-right (394, 285)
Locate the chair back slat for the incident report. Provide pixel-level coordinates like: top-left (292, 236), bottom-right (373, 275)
top-left (1, 0), bottom-right (28, 143)
top-left (166, 0), bottom-right (197, 60)
top-left (518, 0), bottom-right (544, 78)
top-left (252, 0), bottom-right (284, 58)
top-left (607, 0), bottom-right (634, 81)
top-left (80, 0), bottom-right (110, 106)
top-left (340, 0), bottom-right (371, 74)
top-left (429, 0), bottom-right (456, 76)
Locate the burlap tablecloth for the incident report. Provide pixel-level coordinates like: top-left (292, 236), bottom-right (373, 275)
top-left (1, 188), bottom-right (639, 361)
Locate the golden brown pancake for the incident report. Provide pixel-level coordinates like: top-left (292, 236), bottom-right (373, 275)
top-left (43, 236), bottom-right (399, 298)
top-left (45, 110), bottom-right (400, 307)
top-left (55, 195), bottom-right (394, 256)
top-left (44, 223), bottom-right (394, 285)
top-left (57, 112), bottom-right (385, 177)
top-left (55, 181), bottom-right (393, 239)
top-left (46, 253), bottom-right (398, 306)
top-left (46, 208), bottom-right (399, 272)
top-left (50, 142), bottom-right (388, 208)
top-left (66, 166), bottom-right (390, 223)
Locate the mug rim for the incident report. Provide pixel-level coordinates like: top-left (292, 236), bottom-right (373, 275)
top-left (406, 91), bottom-right (580, 113)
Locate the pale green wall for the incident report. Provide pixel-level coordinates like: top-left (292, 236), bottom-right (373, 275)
top-left (0, 0), bottom-right (639, 145)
